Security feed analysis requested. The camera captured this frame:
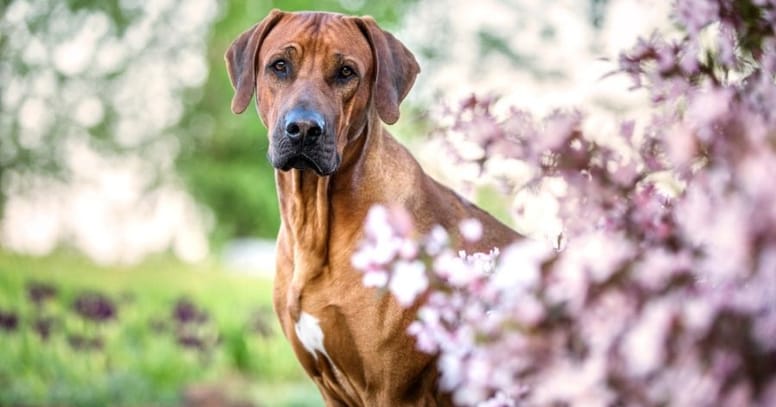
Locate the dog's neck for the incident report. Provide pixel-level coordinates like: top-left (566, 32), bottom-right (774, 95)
top-left (274, 118), bottom-right (376, 320)
top-left (276, 168), bottom-right (330, 320)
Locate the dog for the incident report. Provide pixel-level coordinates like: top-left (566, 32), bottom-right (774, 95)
top-left (225, 9), bottom-right (520, 406)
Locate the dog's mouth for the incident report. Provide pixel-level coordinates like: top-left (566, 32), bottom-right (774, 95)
top-left (272, 152), bottom-right (339, 177)
top-left (282, 155), bottom-right (322, 173)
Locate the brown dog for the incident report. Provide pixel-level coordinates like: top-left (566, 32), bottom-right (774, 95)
top-left (225, 10), bottom-right (519, 406)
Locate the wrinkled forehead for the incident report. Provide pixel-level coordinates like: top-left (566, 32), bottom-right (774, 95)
top-left (260, 13), bottom-right (372, 65)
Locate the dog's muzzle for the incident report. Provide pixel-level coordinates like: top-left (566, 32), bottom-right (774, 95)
top-left (269, 108), bottom-right (340, 176)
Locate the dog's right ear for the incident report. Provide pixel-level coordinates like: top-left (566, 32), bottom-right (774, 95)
top-left (225, 9), bottom-right (285, 114)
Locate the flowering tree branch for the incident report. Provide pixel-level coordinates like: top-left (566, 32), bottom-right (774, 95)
top-left (355, 1), bottom-right (776, 405)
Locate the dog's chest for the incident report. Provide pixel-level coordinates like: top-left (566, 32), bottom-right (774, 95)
top-left (273, 263), bottom-right (362, 363)
top-left (284, 300), bottom-right (367, 403)
top-left (293, 311), bottom-right (332, 362)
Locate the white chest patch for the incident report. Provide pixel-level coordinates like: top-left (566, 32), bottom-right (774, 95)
top-left (294, 312), bottom-right (331, 362)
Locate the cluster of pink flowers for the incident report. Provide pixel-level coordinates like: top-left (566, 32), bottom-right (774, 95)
top-left (354, 1), bottom-right (776, 405)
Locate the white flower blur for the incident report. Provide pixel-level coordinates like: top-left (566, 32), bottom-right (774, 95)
top-left (459, 218), bottom-right (483, 242)
top-left (389, 260), bottom-right (429, 307)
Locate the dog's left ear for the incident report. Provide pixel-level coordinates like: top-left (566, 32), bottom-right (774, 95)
top-left (225, 9), bottom-right (285, 114)
top-left (354, 17), bottom-right (420, 125)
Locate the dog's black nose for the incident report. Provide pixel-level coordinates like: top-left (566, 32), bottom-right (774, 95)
top-left (284, 109), bottom-right (325, 142)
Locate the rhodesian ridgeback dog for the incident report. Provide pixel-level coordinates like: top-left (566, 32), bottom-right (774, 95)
top-left (225, 10), bottom-right (520, 406)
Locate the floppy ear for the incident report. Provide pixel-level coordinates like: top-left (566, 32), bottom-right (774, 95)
top-left (355, 17), bottom-right (420, 125)
top-left (224, 9), bottom-right (285, 114)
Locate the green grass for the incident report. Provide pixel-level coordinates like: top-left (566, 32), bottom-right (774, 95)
top-left (0, 249), bottom-right (322, 406)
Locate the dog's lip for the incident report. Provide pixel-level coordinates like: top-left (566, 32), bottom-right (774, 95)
top-left (276, 153), bottom-right (336, 176)
top-left (282, 155), bottom-right (320, 172)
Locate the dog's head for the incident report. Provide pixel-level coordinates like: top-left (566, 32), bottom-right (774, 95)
top-left (225, 10), bottom-right (420, 176)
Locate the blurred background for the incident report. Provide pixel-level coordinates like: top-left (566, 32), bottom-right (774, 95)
top-left (0, 0), bottom-right (665, 405)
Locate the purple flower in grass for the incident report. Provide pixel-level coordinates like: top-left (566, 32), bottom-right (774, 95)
top-left (176, 333), bottom-right (206, 350)
top-left (27, 281), bottom-right (57, 306)
top-left (73, 292), bottom-right (116, 323)
top-left (173, 297), bottom-right (208, 325)
top-left (34, 317), bottom-right (54, 340)
top-left (0, 310), bottom-right (19, 332)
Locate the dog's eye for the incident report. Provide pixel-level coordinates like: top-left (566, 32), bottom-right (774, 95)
top-left (338, 66), bottom-right (355, 79)
top-left (271, 60), bottom-right (288, 74)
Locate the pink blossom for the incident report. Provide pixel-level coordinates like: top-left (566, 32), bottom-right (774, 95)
top-left (512, 296), bottom-right (544, 326)
top-left (362, 269), bottom-right (388, 288)
top-left (425, 225), bottom-right (449, 255)
top-left (490, 240), bottom-right (549, 292)
top-left (478, 392), bottom-right (516, 407)
top-left (433, 251), bottom-right (473, 287)
top-left (656, 42), bottom-right (677, 73)
top-left (540, 111), bottom-right (581, 152)
top-left (353, 2), bottom-right (776, 404)
top-left (459, 218), bottom-right (483, 242)
top-left (674, 0), bottom-right (719, 34)
top-left (364, 205), bottom-right (391, 241)
top-left (632, 248), bottom-right (692, 291)
top-left (389, 260), bottom-right (428, 307)
top-left (664, 122), bottom-right (697, 167)
top-left (399, 239), bottom-right (419, 259)
top-left (718, 23), bottom-right (737, 68)
top-left (621, 300), bottom-right (673, 376)
top-left (438, 353), bottom-right (465, 391)
top-left (686, 89), bottom-right (734, 140)
top-left (679, 41), bottom-right (700, 74)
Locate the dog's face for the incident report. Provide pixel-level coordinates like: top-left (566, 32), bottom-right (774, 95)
top-left (225, 10), bottom-right (420, 176)
top-left (253, 13), bottom-right (372, 175)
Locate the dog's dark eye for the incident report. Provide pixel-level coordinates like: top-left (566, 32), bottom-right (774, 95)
top-left (338, 66), bottom-right (355, 79)
top-left (271, 60), bottom-right (288, 74)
